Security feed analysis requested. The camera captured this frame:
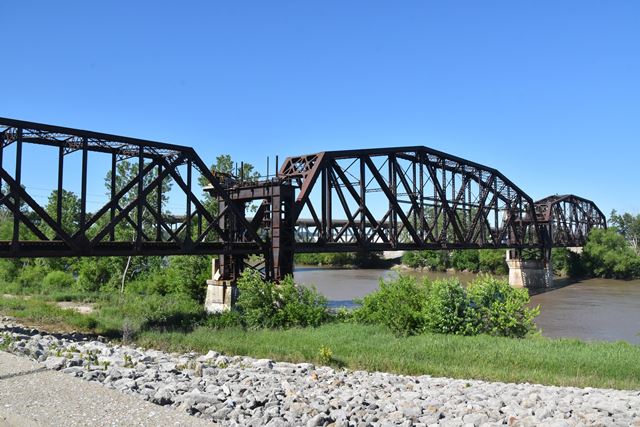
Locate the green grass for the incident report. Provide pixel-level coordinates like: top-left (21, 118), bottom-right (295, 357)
top-left (2, 295), bottom-right (640, 390)
top-left (0, 296), bottom-right (100, 332)
top-left (136, 323), bottom-right (640, 390)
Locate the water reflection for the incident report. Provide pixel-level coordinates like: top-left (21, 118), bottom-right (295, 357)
top-left (295, 267), bottom-right (640, 344)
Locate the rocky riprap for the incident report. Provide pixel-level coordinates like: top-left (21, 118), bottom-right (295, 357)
top-left (1, 317), bottom-right (639, 427)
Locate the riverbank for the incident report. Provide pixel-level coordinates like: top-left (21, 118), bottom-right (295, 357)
top-left (2, 317), bottom-right (639, 426)
top-left (2, 295), bottom-right (640, 390)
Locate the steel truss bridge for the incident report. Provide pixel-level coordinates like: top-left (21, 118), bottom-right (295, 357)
top-left (0, 118), bottom-right (606, 282)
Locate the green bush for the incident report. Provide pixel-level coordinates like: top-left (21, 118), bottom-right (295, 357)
top-left (582, 228), bottom-right (640, 279)
top-left (16, 263), bottom-right (48, 291)
top-left (236, 270), bottom-right (330, 329)
top-left (402, 250), bottom-right (449, 270)
top-left (42, 271), bottom-right (75, 293)
top-left (451, 250), bottom-right (480, 272)
top-left (294, 252), bottom-right (383, 267)
top-left (125, 271), bottom-right (172, 296)
top-left (552, 248), bottom-right (586, 278)
top-left (422, 278), bottom-right (479, 335)
top-left (74, 258), bottom-right (113, 293)
top-left (205, 309), bottom-right (243, 329)
top-left (467, 276), bottom-right (539, 338)
top-left (479, 250), bottom-right (508, 275)
top-left (353, 275), bottom-right (538, 338)
top-left (0, 259), bottom-right (21, 284)
top-left (166, 256), bottom-right (210, 302)
top-left (353, 275), bottom-right (428, 336)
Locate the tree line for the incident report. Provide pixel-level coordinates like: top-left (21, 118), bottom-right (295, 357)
top-left (0, 154), bottom-right (257, 301)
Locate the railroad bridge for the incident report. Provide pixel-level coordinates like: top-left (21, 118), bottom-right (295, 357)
top-left (0, 118), bottom-right (606, 309)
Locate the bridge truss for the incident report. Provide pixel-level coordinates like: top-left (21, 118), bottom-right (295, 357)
top-left (0, 117), bottom-right (606, 282)
top-left (0, 118), bottom-right (263, 260)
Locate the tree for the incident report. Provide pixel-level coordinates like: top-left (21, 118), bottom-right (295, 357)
top-left (102, 160), bottom-right (171, 289)
top-left (198, 154), bottom-right (261, 215)
top-left (451, 250), bottom-right (480, 272)
top-left (104, 159), bottom-right (173, 240)
top-left (610, 210), bottom-right (640, 255)
top-left (479, 249), bottom-right (508, 275)
top-left (44, 190), bottom-right (81, 237)
top-left (582, 228), bottom-right (640, 279)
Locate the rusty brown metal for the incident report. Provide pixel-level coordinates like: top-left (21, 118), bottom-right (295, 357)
top-left (0, 117), bottom-right (607, 283)
top-left (535, 195), bottom-right (607, 247)
top-left (278, 147), bottom-right (544, 255)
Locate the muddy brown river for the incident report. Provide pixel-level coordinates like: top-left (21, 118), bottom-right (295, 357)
top-left (295, 267), bottom-right (640, 344)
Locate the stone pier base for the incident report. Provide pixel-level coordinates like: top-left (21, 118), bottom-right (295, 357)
top-left (506, 250), bottom-right (553, 290)
top-left (204, 259), bottom-right (237, 313)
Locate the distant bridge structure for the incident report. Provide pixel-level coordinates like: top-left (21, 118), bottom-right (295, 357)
top-left (0, 118), bottom-right (606, 306)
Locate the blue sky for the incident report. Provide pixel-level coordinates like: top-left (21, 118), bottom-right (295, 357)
top-left (1, 1), bottom-right (638, 216)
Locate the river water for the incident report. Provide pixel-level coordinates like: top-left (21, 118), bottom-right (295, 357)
top-left (295, 267), bottom-right (640, 344)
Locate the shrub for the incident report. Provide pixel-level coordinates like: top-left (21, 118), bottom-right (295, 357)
top-left (125, 271), bottom-right (171, 296)
top-left (402, 250), bottom-right (449, 270)
top-left (582, 228), bottom-right (640, 279)
top-left (0, 259), bottom-right (21, 284)
top-left (16, 263), bottom-right (48, 291)
top-left (552, 248), bottom-right (586, 278)
top-left (205, 310), bottom-right (243, 329)
top-left (236, 270), bottom-right (330, 329)
top-left (294, 252), bottom-right (382, 267)
top-left (467, 276), bottom-right (539, 338)
top-left (353, 275), bottom-right (539, 338)
top-left (318, 345), bottom-right (333, 365)
top-left (166, 256), bottom-right (210, 302)
top-left (42, 271), bottom-right (75, 293)
top-left (422, 278), bottom-right (479, 335)
top-left (479, 250), bottom-right (508, 275)
top-left (353, 275), bottom-right (428, 336)
top-left (74, 258), bottom-right (113, 293)
top-left (451, 250), bottom-right (479, 272)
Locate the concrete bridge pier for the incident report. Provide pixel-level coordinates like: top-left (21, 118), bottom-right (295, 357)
top-left (204, 258), bottom-right (238, 313)
top-left (506, 249), bottom-right (553, 290)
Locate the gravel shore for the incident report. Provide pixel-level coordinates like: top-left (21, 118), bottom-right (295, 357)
top-left (1, 317), bottom-right (639, 426)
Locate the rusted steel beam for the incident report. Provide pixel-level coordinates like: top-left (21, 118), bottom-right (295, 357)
top-left (534, 195), bottom-right (606, 247)
top-left (0, 117), bottom-right (606, 284)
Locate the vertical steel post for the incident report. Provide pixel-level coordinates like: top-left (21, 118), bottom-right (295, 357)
top-left (494, 178), bottom-right (499, 242)
top-left (321, 168), bottom-right (331, 242)
top-left (12, 128), bottom-right (23, 246)
top-left (412, 157), bottom-right (417, 236)
top-left (359, 157), bottom-right (366, 239)
top-left (80, 138), bottom-right (88, 232)
top-left (156, 163), bottom-right (163, 241)
top-left (388, 154), bottom-right (397, 246)
top-left (0, 133), bottom-right (4, 194)
top-left (467, 178), bottom-right (472, 237)
top-left (441, 159), bottom-right (447, 239)
top-left (136, 145), bottom-right (144, 245)
top-left (419, 152), bottom-right (424, 241)
top-left (433, 159), bottom-right (439, 239)
top-left (57, 146), bottom-right (64, 231)
top-left (270, 184), bottom-right (294, 281)
top-left (186, 159), bottom-right (192, 242)
top-left (110, 153), bottom-right (117, 241)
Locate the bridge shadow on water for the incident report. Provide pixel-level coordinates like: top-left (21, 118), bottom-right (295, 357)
top-left (528, 277), bottom-right (583, 296)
